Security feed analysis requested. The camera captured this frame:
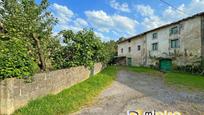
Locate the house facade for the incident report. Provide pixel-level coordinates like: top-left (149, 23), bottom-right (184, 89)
top-left (117, 35), bottom-right (146, 66)
top-left (117, 12), bottom-right (204, 67)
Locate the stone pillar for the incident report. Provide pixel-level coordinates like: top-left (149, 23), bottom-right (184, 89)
top-left (0, 78), bottom-right (15, 115)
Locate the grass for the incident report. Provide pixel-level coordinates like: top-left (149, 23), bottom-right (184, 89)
top-left (14, 66), bottom-right (117, 115)
top-left (126, 66), bottom-right (204, 90)
top-left (165, 72), bottom-right (204, 90)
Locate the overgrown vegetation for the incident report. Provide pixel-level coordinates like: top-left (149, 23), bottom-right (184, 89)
top-left (0, 0), bottom-right (117, 79)
top-left (14, 66), bottom-right (117, 115)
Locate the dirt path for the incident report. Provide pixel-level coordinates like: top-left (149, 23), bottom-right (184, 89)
top-left (72, 70), bottom-right (204, 115)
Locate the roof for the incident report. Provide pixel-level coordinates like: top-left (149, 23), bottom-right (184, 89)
top-left (118, 12), bottom-right (204, 44)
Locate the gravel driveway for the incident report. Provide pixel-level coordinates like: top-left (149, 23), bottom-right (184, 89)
top-left (73, 70), bottom-right (204, 115)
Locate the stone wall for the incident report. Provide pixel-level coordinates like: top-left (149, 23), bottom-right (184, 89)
top-left (0, 63), bottom-right (103, 115)
top-left (93, 63), bottom-right (103, 75)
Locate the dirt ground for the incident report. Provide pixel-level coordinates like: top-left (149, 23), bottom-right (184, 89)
top-left (72, 70), bottom-right (204, 115)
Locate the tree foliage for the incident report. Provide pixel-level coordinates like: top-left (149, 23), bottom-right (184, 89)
top-left (51, 29), bottom-right (106, 69)
top-left (0, 39), bottom-right (39, 79)
top-left (0, 0), bottom-right (57, 79)
top-left (102, 40), bottom-right (117, 64)
top-left (1, 0), bottom-right (57, 71)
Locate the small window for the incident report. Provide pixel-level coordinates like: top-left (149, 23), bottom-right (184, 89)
top-left (121, 48), bottom-right (123, 53)
top-left (152, 33), bottom-right (157, 39)
top-left (171, 39), bottom-right (180, 48)
top-left (138, 45), bottom-right (141, 51)
top-left (170, 26), bottom-right (178, 35)
top-left (128, 47), bottom-right (131, 52)
top-left (152, 43), bottom-right (158, 51)
top-left (128, 39), bottom-right (131, 42)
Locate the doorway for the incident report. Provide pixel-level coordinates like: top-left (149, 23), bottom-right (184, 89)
top-left (127, 58), bottom-right (132, 66)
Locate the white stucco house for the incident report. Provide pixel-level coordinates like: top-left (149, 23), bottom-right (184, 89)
top-left (117, 12), bottom-right (204, 67)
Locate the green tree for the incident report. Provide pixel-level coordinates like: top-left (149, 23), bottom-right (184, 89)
top-left (1, 0), bottom-right (57, 71)
top-left (102, 40), bottom-right (117, 64)
top-left (0, 39), bottom-right (39, 79)
top-left (52, 29), bottom-right (105, 69)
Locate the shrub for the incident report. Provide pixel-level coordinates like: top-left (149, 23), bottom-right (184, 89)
top-left (0, 40), bottom-right (39, 79)
top-left (175, 65), bottom-right (203, 75)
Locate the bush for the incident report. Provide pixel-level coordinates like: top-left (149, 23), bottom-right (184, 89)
top-left (0, 40), bottom-right (39, 79)
top-left (175, 65), bottom-right (203, 75)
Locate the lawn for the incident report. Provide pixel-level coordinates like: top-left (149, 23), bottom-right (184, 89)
top-left (127, 66), bottom-right (204, 90)
top-left (165, 72), bottom-right (204, 90)
top-left (14, 66), bottom-right (117, 115)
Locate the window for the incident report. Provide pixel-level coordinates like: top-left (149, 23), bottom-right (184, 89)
top-left (138, 45), bottom-right (141, 51)
top-left (170, 26), bottom-right (179, 35)
top-left (128, 47), bottom-right (131, 52)
top-left (121, 48), bottom-right (123, 53)
top-left (152, 33), bottom-right (157, 39)
top-left (171, 39), bottom-right (180, 48)
top-left (128, 39), bottom-right (131, 42)
top-left (152, 43), bottom-right (158, 51)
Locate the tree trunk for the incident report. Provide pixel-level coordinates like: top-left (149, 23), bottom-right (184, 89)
top-left (33, 33), bottom-right (46, 71)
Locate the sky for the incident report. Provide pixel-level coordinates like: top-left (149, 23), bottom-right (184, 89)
top-left (36, 0), bottom-right (204, 41)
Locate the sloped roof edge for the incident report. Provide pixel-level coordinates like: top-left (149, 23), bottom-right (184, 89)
top-left (118, 12), bottom-right (204, 44)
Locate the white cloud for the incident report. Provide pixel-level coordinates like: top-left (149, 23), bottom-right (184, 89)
top-left (85, 10), bottom-right (113, 32)
top-left (142, 16), bottom-right (165, 30)
top-left (74, 18), bottom-right (88, 27)
top-left (110, 0), bottom-right (130, 12)
top-left (111, 15), bottom-right (138, 34)
top-left (51, 3), bottom-right (89, 34)
top-left (135, 0), bottom-right (204, 32)
top-left (162, 0), bottom-right (204, 19)
top-left (94, 31), bottom-right (110, 41)
top-left (51, 3), bottom-right (74, 23)
top-left (135, 5), bottom-right (165, 30)
top-left (85, 10), bottom-right (137, 36)
top-left (187, 0), bottom-right (204, 14)
top-left (162, 4), bottom-right (186, 22)
top-left (162, 0), bottom-right (204, 22)
top-left (51, 4), bottom-right (117, 41)
top-left (135, 5), bottom-right (154, 17)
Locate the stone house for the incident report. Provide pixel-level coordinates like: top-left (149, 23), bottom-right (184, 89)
top-left (117, 34), bottom-right (146, 66)
top-left (117, 12), bottom-right (204, 67)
